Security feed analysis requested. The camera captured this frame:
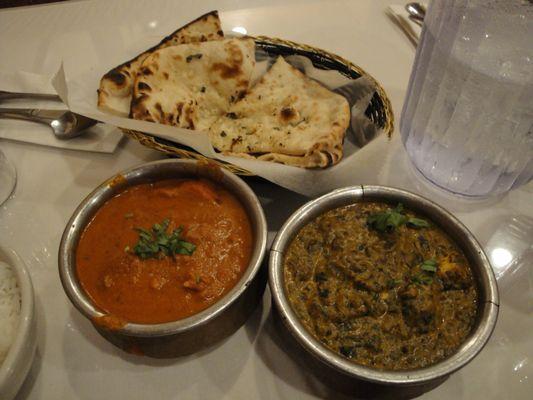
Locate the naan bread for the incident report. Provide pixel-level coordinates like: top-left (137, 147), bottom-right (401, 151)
top-left (130, 38), bottom-right (256, 132)
top-left (97, 11), bottom-right (223, 117)
top-left (209, 57), bottom-right (350, 168)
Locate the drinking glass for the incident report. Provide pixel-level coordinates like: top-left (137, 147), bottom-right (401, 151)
top-left (0, 149), bottom-right (16, 205)
top-left (400, 0), bottom-right (533, 197)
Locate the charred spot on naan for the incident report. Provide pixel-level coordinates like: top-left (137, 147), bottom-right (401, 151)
top-left (103, 69), bottom-right (128, 87)
top-left (140, 66), bottom-right (154, 76)
top-left (129, 94), bottom-right (150, 119)
top-left (154, 102), bottom-right (164, 116)
top-left (184, 104), bottom-right (196, 129)
top-left (279, 106), bottom-right (300, 124)
top-left (230, 136), bottom-right (244, 151)
top-left (211, 62), bottom-right (243, 79)
top-left (211, 41), bottom-right (246, 80)
top-left (137, 82), bottom-right (152, 92)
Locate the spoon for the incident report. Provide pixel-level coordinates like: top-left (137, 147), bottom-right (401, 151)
top-left (0, 108), bottom-right (97, 139)
top-left (405, 2), bottom-right (426, 22)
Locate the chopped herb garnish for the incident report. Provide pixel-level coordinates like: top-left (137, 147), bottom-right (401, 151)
top-left (411, 273), bottom-right (433, 285)
top-left (387, 278), bottom-right (402, 288)
top-left (200, 86), bottom-right (206, 93)
top-left (124, 212), bottom-right (134, 219)
top-left (133, 218), bottom-right (196, 259)
top-left (406, 217), bottom-right (430, 228)
top-left (186, 53), bottom-right (203, 63)
top-left (420, 259), bottom-right (438, 272)
top-left (411, 260), bottom-right (438, 285)
top-left (367, 203), bottom-right (430, 233)
top-left (226, 112), bottom-right (238, 119)
top-left (367, 204), bottom-right (406, 233)
top-left (220, 131), bottom-right (227, 137)
top-left (318, 288), bottom-right (329, 298)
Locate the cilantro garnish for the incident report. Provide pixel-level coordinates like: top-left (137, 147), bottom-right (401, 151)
top-left (406, 217), bottom-right (430, 228)
top-left (411, 273), bottom-right (433, 285)
top-left (367, 203), bottom-right (430, 233)
top-left (367, 204), bottom-right (406, 233)
top-left (133, 218), bottom-right (196, 259)
top-left (411, 259), bottom-right (439, 285)
top-left (420, 259), bottom-right (438, 272)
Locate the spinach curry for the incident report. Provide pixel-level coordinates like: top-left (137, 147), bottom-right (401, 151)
top-left (284, 202), bottom-right (478, 370)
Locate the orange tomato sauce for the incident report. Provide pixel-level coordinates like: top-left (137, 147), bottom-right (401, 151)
top-left (76, 179), bottom-right (253, 324)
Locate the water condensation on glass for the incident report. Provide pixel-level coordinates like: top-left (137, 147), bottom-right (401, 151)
top-left (401, 0), bottom-right (533, 197)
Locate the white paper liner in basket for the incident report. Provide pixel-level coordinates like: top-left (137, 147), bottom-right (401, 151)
top-left (55, 48), bottom-right (385, 197)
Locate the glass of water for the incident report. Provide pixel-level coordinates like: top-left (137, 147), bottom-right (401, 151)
top-left (0, 149), bottom-right (16, 205)
top-left (400, 0), bottom-right (532, 197)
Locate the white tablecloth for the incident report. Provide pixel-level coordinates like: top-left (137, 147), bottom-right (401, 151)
top-left (0, 1), bottom-right (531, 399)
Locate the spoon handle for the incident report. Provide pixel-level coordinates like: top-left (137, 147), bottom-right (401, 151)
top-left (0, 107), bottom-right (63, 125)
top-left (409, 15), bottom-right (424, 27)
top-left (0, 90), bottom-right (62, 102)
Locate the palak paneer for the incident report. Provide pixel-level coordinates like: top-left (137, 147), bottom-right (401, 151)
top-left (284, 202), bottom-right (478, 370)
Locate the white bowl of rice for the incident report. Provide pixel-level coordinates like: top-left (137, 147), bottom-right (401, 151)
top-left (0, 246), bottom-right (36, 400)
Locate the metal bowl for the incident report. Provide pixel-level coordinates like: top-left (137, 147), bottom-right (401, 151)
top-left (59, 159), bottom-right (267, 358)
top-left (269, 185), bottom-right (499, 386)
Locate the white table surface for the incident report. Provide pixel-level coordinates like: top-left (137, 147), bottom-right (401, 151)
top-left (0, 0), bottom-right (531, 399)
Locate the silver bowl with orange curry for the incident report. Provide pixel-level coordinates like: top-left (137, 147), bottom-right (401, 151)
top-left (59, 159), bottom-right (267, 357)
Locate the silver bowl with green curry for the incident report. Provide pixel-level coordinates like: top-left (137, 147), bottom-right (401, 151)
top-left (269, 185), bottom-right (498, 386)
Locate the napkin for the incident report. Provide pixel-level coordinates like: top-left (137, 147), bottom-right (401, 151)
top-left (386, 4), bottom-right (424, 46)
top-left (0, 70), bottom-right (123, 153)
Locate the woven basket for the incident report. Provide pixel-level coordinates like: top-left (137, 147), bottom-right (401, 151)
top-left (121, 36), bottom-right (395, 176)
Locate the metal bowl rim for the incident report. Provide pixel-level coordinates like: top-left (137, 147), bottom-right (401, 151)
top-left (59, 159), bottom-right (267, 337)
top-left (269, 185), bottom-right (499, 385)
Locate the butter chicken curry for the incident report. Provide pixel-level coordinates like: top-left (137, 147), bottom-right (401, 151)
top-left (76, 179), bottom-right (252, 325)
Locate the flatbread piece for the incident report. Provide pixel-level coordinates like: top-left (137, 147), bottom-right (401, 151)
top-left (130, 38), bottom-right (256, 132)
top-left (209, 56), bottom-right (350, 168)
top-left (97, 11), bottom-right (223, 116)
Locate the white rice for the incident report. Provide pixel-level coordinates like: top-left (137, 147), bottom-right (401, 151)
top-left (0, 261), bottom-right (21, 366)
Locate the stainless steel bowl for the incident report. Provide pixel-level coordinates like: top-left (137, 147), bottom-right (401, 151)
top-left (59, 159), bottom-right (267, 358)
top-left (269, 185), bottom-right (499, 386)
